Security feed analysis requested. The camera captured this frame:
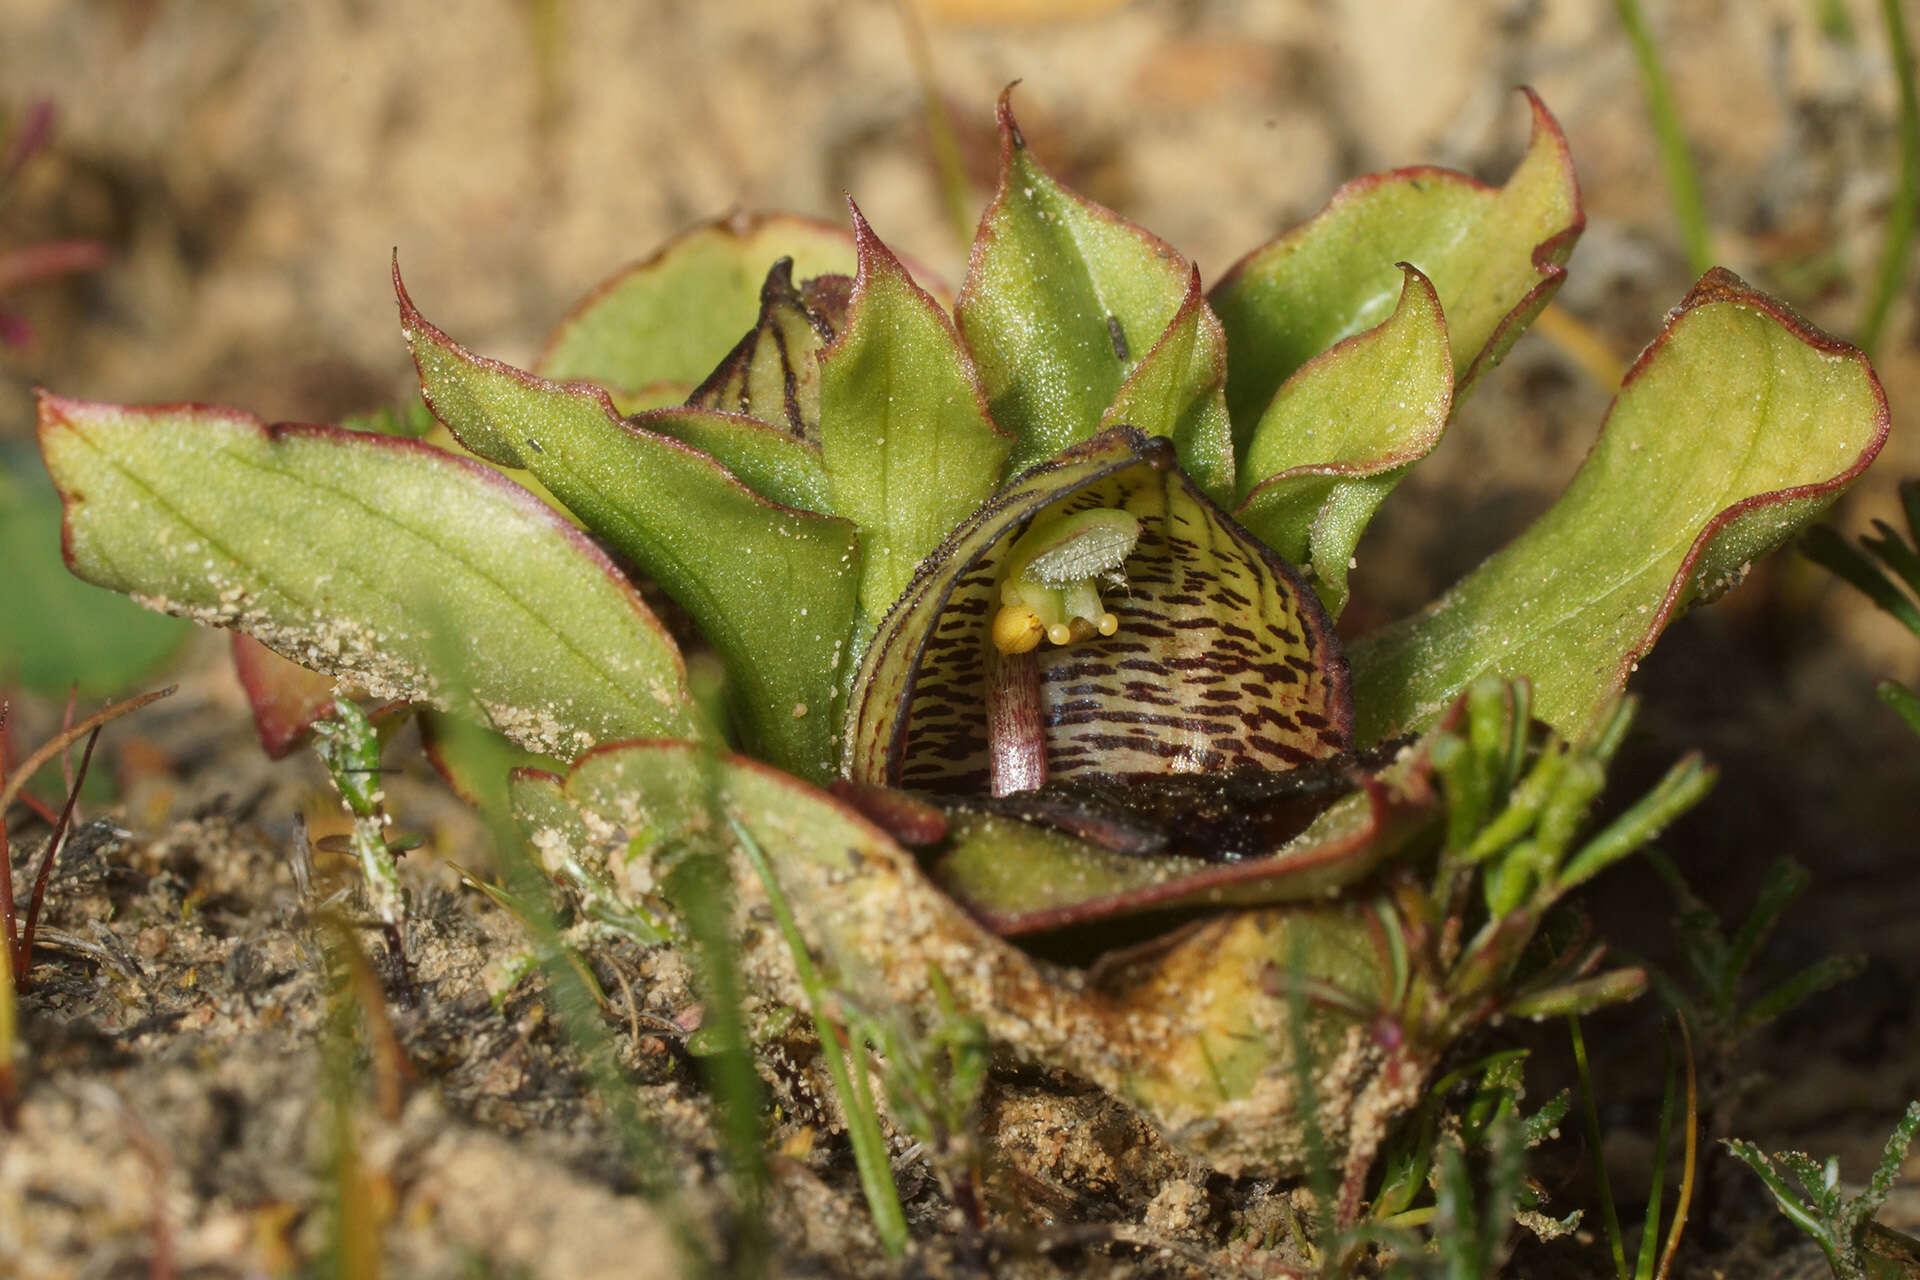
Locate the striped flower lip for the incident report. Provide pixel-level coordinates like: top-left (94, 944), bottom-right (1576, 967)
top-left (840, 426), bottom-right (1431, 935)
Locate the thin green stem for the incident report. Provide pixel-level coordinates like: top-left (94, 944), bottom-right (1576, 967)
top-left (731, 817), bottom-right (911, 1259)
top-left (1635, 1032), bottom-right (1676, 1279)
top-left (1559, 755), bottom-right (1716, 891)
top-left (1570, 1015), bottom-right (1629, 1278)
top-left (1861, 0), bottom-right (1918, 352)
top-left (1656, 1019), bottom-right (1699, 1280)
top-left (1615, 0), bottom-right (1715, 276)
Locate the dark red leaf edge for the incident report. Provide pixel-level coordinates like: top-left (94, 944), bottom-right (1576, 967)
top-left (532, 210), bottom-right (956, 381)
top-left (820, 198), bottom-right (1011, 447)
top-left (1233, 264), bottom-right (1453, 513)
top-left (968, 764), bottom-right (1441, 937)
top-left (1616, 267), bottom-right (1890, 689)
top-left (35, 389), bottom-right (693, 702)
top-left (956, 86), bottom-right (1192, 320)
top-left (1209, 87), bottom-right (1585, 404)
top-left (1351, 269), bottom-right (1890, 746)
top-left (395, 259), bottom-right (846, 532)
top-left (1098, 265), bottom-right (1237, 496)
top-left (231, 632), bottom-right (337, 759)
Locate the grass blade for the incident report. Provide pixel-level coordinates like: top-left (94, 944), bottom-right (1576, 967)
top-left (1878, 680), bottom-right (1920, 736)
top-left (0, 686), bottom-right (174, 820)
top-left (731, 816), bottom-right (910, 1259)
top-left (1655, 1019), bottom-right (1699, 1279)
top-left (1614, 0), bottom-right (1714, 276)
top-left (1860, 0), bottom-right (1918, 352)
top-left (1634, 1030), bottom-right (1677, 1280)
top-left (1570, 1015), bottom-right (1628, 1278)
top-left (1802, 525), bottom-right (1920, 636)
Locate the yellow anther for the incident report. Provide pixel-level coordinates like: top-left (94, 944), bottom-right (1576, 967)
top-left (991, 506), bottom-right (1140, 655)
top-left (992, 603), bottom-right (1045, 654)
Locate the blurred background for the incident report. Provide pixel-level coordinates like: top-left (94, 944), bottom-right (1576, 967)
top-left (1, 0), bottom-right (1917, 1245)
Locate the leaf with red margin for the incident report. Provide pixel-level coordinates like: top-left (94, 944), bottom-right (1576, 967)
top-left (510, 738), bottom-right (1392, 1176)
top-left (36, 394), bottom-right (710, 760)
top-left (1235, 265), bottom-right (1453, 617)
top-left (231, 633), bottom-right (337, 758)
top-left (419, 709), bottom-right (563, 808)
top-left (957, 89), bottom-right (1194, 474)
top-left (1350, 270), bottom-right (1890, 743)
top-left (1097, 268), bottom-right (1237, 503)
top-left (1211, 89), bottom-right (1582, 447)
top-left (819, 204), bottom-right (1011, 624)
top-left (928, 760), bottom-right (1438, 936)
top-left (398, 265), bottom-right (862, 782)
top-left (686, 258), bottom-right (844, 441)
top-left (632, 406), bottom-right (834, 514)
top-left (534, 212), bottom-right (857, 394)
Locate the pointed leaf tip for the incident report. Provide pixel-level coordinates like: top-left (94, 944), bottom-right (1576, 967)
top-left (532, 211), bottom-right (863, 394)
top-left (1097, 265), bottom-right (1238, 501)
top-left (1212, 88), bottom-right (1583, 443)
top-left (400, 277), bottom-right (862, 780)
top-left (1235, 263), bottom-right (1453, 616)
top-left (959, 95), bottom-right (1194, 472)
top-left (819, 204), bottom-right (1010, 623)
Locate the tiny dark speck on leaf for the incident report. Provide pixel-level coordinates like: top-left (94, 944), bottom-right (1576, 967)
top-left (526, 438), bottom-right (544, 454)
top-left (1107, 315), bottom-right (1129, 363)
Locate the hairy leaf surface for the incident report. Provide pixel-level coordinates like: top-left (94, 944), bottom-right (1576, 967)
top-left (957, 92), bottom-right (1193, 472)
top-left (819, 207), bottom-right (1011, 623)
top-left (400, 269), bottom-right (861, 780)
top-left (38, 395), bottom-right (706, 759)
top-left (1097, 269), bottom-right (1237, 502)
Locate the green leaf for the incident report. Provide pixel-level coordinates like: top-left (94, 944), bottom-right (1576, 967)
top-left (956, 91), bottom-right (1193, 472)
top-left (1234, 264), bottom-right (1453, 615)
top-left (686, 258), bottom-right (847, 441)
top-left (398, 267), bottom-right (861, 781)
top-left (1803, 523), bottom-right (1920, 636)
top-left (525, 737), bottom-right (1388, 1176)
top-left (1879, 679), bottom-right (1920, 737)
top-left (1351, 270), bottom-right (1890, 743)
top-left (1096, 269), bottom-right (1237, 502)
top-left (845, 428), bottom-right (1352, 793)
top-left (1211, 89), bottom-right (1583, 443)
top-left (631, 407), bottom-right (833, 514)
top-left (818, 206), bottom-right (1011, 623)
top-left (36, 394), bottom-right (707, 759)
top-left (1739, 953), bottom-right (1868, 1034)
top-left (0, 459), bottom-right (187, 695)
top-left (534, 212), bottom-right (856, 393)
top-left (927, 765), bottom-right (1436, 935)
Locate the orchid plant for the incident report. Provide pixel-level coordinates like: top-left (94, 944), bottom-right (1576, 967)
top-left (34, 91), bottom-right (1888, 1186)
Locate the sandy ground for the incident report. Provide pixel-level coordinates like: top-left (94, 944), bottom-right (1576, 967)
top-left (2, 1), bottom-right (1918, 1276)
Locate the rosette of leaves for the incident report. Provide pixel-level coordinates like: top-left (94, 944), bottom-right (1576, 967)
top-left (35, 92), bottom-right (1888, 1176)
